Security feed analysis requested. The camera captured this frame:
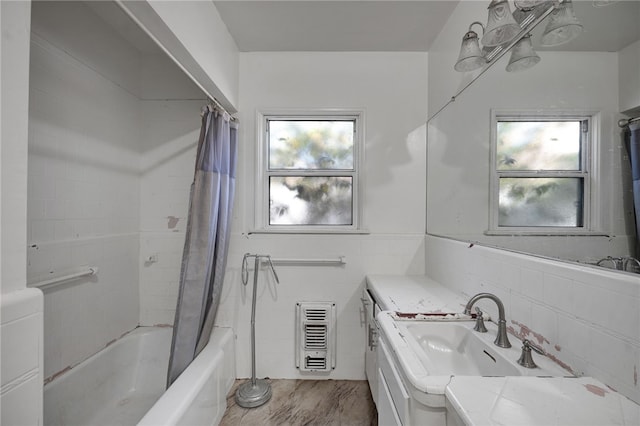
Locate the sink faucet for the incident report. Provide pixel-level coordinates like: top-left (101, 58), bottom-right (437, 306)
top-left (464, 293), bottom-right (511, 348)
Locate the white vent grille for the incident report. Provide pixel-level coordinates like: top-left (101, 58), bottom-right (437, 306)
top-left (295, 302), bottom-right (336, 372)
top-left (305, 324), bottom-right (327, 349)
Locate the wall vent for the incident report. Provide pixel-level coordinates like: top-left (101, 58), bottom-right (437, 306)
top-left (295, 302), bottom-right (336, 372)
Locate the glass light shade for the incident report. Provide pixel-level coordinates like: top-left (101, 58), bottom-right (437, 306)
top-left (540, 0), bottom-right (583, 46)
top-left (482, 0), bottom-right (522, 47)
top-left (454, 30), bottom-right (486, 72)
top-left (506, 35), bottom-right (540, 72)
top-left (514, 0), bottom-right (547, 10)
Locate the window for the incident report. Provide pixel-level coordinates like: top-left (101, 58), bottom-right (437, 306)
top-left (254, 110), bottom-right (364, 232)
top-left (489, 111), bottom-right (595, 234)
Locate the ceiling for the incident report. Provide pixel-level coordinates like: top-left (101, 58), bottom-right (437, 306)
top-left (213, 1), bottom-right (459, 52)
top-left (213, 0), bottom-right (640, 52)
top-left (89, 0), bottom-right (640, 54)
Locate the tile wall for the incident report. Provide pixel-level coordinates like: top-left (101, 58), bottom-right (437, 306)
top-left (216, 233), bottom-right (426, 379)
top-left (27, 34), bottom-right (141, 379)
top-left (0, 289), bottom-right (44, 426)
top-left (138, 100), bottom-right (202, 326)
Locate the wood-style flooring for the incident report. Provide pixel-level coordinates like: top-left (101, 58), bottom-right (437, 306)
top-left (220, 379), bottom-right (377, 426)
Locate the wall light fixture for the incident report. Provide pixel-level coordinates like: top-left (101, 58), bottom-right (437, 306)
top-left (454, 0), bottom-right (582, 73)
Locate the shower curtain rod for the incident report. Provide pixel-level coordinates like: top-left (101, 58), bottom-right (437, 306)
top-left (205, 97), bottom-right (238, 122)
top-left (619, 116), bottom-right (640, 128)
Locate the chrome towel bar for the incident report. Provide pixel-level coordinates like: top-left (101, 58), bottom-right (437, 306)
top-left (261, 256), bottom-right (346, 266)
top-left (28, 267), bottom-right (98, 290)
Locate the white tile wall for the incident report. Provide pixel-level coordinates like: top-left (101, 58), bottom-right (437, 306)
top-left (425, 234), bottom-right (640, 404)
top-left (138, 100), bottom-right (201, 326)
top-left (2, 0), bottom-right (31, 295)
top-left (28, 21), bottom-right (140, 379)
top-left (1, 288), bottom-right (44, 426)
top-left (215, 233), bottom-right (426, 380)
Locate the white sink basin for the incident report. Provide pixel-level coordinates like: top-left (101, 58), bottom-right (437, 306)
top-left (396, 320), bottom-right (568, 378)
top-left (377, 312), bottom-right (572, 398)
top-left (401, 321), bottom-right (520, 376)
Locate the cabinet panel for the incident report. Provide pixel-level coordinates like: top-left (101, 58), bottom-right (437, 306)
top-left (378, 336), bottom-right (410, 424)
top-left (377, 369), bottom-right (402, 426)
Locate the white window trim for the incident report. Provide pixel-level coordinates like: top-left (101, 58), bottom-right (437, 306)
top-left (252, 108), bottom-right (366, 234)
top-left (487, 109), bottom-right (602, 236)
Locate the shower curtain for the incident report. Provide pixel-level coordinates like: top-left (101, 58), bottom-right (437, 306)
top-left (167, 105), bottom-right (238, 387)
top-left (628, 122), bottom-right (640, 254)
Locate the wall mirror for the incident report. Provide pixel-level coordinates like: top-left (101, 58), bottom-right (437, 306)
top-left (426, 0), bottom-right (640, 273)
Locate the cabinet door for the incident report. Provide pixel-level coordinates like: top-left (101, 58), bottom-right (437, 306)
top-left (377, 369), bottom-right (402, 426)
top-left (378, 336), bottom-right (410, 424)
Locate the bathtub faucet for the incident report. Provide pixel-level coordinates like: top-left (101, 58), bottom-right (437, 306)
top-left (464, 292), bottom-right (511, 348)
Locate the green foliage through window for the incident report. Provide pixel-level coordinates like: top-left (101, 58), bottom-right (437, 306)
top-left (269, 120), bottom-right (354, 170)
top-left (494, 117), bottom-right (588, 229)
top-left (265, 117), bottom-right (359, 227)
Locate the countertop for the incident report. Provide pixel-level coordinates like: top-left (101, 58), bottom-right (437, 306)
top-left (366, 274), bottom-right (468, 314)
top-left (447, 376), bottom-right (640, 425)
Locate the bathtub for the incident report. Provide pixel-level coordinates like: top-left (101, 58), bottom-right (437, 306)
top-left (44, 326), bottom-right (235, 426)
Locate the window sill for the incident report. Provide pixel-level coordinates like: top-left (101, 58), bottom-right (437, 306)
top-left (248, 228), bottom-right (371, 235)
top-left (484, 229), bottom-right (610, 237)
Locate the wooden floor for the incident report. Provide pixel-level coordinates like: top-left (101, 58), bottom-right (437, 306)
top-left (220, 379), bottom-right (378, 426)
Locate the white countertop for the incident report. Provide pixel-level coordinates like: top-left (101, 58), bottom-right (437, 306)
top-left (366, 274), bottom-right (469, 314)
top-left (446, 376), bottom-right (640, 426)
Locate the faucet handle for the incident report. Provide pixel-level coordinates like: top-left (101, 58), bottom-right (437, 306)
top-left (517, 339), bottom-right (544, 368)
top-left (473, 307), bottom-right (488, 333)
top-left (525, 339), bottom-right (545, 355)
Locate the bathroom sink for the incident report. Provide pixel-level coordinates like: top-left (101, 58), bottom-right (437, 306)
top-left (395, 320), bottom-right (568, 378)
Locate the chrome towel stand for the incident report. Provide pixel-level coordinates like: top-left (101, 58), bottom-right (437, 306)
top-left (235, 253), bottom-right (279, 408)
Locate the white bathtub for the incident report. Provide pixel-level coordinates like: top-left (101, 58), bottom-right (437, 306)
top-left (44, 326), bottom-right (235, 426)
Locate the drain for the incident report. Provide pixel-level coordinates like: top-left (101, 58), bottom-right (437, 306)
top-left (483, 350), bottom-right (497, 363)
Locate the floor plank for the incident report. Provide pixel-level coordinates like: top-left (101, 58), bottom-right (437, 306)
top-left (220, 379), bottom-right (377, 426)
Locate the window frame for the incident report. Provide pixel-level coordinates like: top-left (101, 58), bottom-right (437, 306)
top-left (487, 109), bottom-right (600, 235)
top-left (253, 109), bottom-right (365, 234)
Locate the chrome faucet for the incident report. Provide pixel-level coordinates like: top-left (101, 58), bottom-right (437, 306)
top-left (464, 293), bottom-right (511, 348)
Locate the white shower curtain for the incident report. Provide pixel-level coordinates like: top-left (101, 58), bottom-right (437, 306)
top-left (167, 105), bottom-right (238, 387)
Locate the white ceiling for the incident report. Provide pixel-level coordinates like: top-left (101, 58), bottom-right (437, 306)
top-left (213, 0), bottom-right (460, 52)
top-left (213, 0), bottom-right (640, 52)
top-left (89, 0), bottom-right (640, 54)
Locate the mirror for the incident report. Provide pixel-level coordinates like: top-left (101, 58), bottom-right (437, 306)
top-left (426, 0), bottom-right (640, 271)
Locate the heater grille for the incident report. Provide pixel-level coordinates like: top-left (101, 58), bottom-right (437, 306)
top-left (295, 302), bottom-right (336, 372)
top-left (305, 357), bottom-right (327, 370)
top-left (304, 324), bottom-right (327, 349)
top-left (304, 308), bottom-right (328, 321)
